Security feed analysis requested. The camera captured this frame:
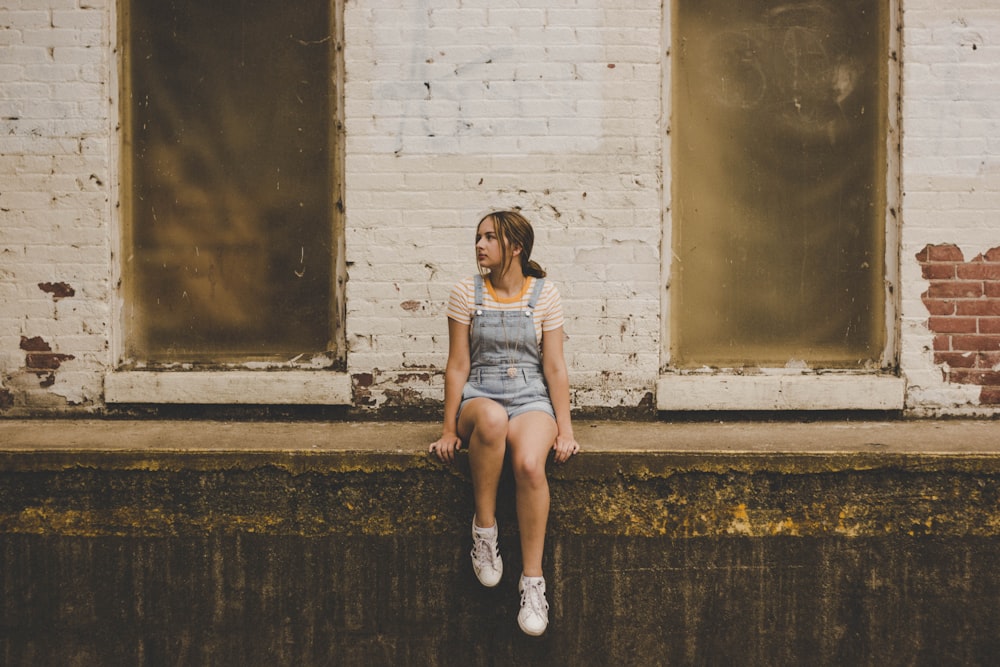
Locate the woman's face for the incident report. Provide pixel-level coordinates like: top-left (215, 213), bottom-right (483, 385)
top-left (475, 217), bottom-right (505, 272)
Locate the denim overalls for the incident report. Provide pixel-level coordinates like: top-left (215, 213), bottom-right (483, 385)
top-left (459, 274), bottom-right (555, 420)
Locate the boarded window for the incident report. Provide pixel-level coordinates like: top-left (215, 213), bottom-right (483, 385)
top-left (120, 0), bottom-right (343, 365)
top-left (671, 0), bottom-right (888, 368)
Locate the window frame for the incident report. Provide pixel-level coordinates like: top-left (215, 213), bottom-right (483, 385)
top-left (107, 0), bottom-right (349, 405)
top-left (658, 0), bottom-right (904, 411)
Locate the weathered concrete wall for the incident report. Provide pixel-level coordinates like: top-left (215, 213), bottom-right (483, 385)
top-left (2, 421), bottom-right (999, 665)
top-left (1, 1), bottom-right (1000, 416)
top-left (4, 534), bottom-right (998, 666)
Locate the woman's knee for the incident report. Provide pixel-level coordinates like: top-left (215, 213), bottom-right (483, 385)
top-left (469, 401), bottom-right (509, 443)
top-left (511, 451), bottom-right (548, 487)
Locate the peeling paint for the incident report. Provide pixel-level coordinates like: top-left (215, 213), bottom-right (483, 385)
top-left (18, 335), bottom-right (75, 390)
top-left (916, 243), bottom-right (1000, 405)
top-left (37, 282), bottom-right (75, 300)
top-left (19, 336), bottom-right (51, 353)
top-left (25, 353), bottom-right (75, 371)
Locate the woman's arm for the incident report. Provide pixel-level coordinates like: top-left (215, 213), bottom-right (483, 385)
top-left (542, 326), bottom-right (579, 463)
top-left (430, 317), bottom-right (471, 463)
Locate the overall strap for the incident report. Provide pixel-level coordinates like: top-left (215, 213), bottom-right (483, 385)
top-left (527, 278), bottom-right (546, 309)
top-left (473, 274), bottom-right (484, 306)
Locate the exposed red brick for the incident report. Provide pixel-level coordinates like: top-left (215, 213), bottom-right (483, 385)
top-left (934, 352), bottom-right (978, 368)
top-left (948, 369), bottom-right (1000, 386)
top-left (952, 335), bottom-right (1000, 351)
top-left (928, 316), bottom-right (978, 334)
top-left (919, 245), bottom-right (1000, 394)
top-left (956, 263), bottom-right (1000, 280)
top-left (978, 351), bottom-right (1000, 368)
top-left (925, 281), bottom-right (984, 299)
top-left (917, 244), bottom-right (965, 262)
top-left (25, 353), bottom-right (75, 371)
top-left (980, 387), bottom-right (1000, 404)
top-left (955, 300), bottom-right (1000, 317)
top-left (37, 282), bottom-right (76, 300)
top-left (921, 263), bottom-right (957, 280)
top-left (353, 373), bottom-right (375, 388)
top-left (924, 299), bottom-right (956, 316)
top-left (19, 336), bottom-right (51, 352)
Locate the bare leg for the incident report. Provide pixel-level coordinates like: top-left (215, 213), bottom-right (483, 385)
top-left (458, 398), bottom-right (509, 528)
top-left (507, 411), bottom-right (558, 577)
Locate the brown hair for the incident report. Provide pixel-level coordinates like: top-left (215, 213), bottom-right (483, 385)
top-left (478, 210), bottom-right (546, 278)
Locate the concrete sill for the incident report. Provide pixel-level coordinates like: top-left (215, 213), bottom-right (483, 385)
top-left (104, 371), bottom-right (352, 405)
top-left (0, 419), bottom-right (997, 458)
top-left (657, 374), bottom-right (906, 411)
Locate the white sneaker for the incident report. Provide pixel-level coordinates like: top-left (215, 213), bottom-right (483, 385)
top-left (517, 575), bottom-right (549, 636)
top-left (470, 518), bottom-right (502, 587)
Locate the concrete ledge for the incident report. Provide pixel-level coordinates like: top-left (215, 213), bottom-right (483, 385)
top-left (1, 417), bottom-right (995, 454)
top-left (657, 374), bottom-right (907, 411)
top-left (104, 371), bottom-right (352, 405)
top-left (1, 419), bottom-right (999, 665)
top-left (1, 420), bottom-right (999, 540)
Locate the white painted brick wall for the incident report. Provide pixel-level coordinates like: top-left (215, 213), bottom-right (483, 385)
top-left (344, 0), bottom-right (663, 410)
top-left (901, 1), bottom-right (1000, 415)
top-left (0, 0), bottom-right (998, 416)
top-left (0, 1), bottom-right (111, 411)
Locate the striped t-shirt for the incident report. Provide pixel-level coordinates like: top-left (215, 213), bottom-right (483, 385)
top-left (446, 275), bottom-right (564, 344)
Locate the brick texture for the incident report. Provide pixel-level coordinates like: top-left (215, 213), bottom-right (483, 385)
top-left (917, 244), bottom-right (1000, 404)
top-left (0, 1), bottom-right (110, 411)
top-left (343, 0), bottom-right (663, 412)
top-left (2, 1), bottom-right (1000, 416)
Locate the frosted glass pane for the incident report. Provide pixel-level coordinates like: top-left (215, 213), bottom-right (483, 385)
top-left (671, 0), bottom-right (886, 368)
top-left (124, 0), bottom-right (332, 362)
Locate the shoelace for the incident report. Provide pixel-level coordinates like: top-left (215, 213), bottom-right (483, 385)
top-left (472, 535), bottom-right (499, 568)
top-left (520, 580), bottom-right (549, 618)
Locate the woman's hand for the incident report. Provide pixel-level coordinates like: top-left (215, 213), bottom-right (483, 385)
top-left (429, 433), bottom-right (462, 463)
top-left (552, 433), bottom-right (580, 464)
